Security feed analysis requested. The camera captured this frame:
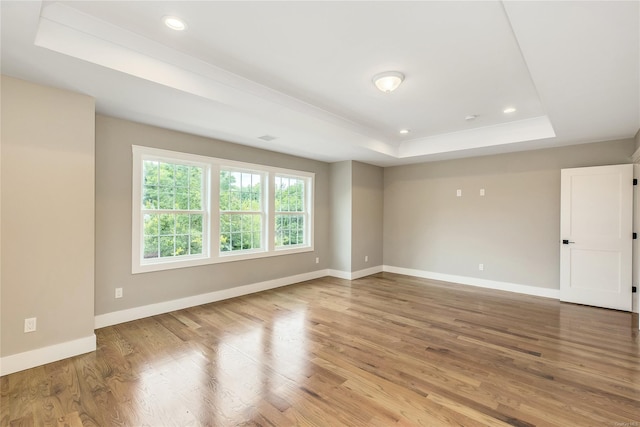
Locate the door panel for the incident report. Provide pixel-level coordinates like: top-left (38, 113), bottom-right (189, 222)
top-left (560, 164), bottom-right (633, 311)
top-left (569, 249), bottom-right (620, 291)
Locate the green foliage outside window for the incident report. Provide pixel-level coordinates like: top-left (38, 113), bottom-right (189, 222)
top-left (142, 160), bottom-right (204, 259)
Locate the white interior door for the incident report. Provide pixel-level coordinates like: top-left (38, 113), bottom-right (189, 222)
top-left (560, 164), bottom-right (633, 311)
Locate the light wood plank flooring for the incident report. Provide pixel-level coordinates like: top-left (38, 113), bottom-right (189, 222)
top-left (2, 273), bottom-right (639, 426)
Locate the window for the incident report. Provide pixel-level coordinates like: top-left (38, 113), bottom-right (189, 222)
top-left (132, 146), bottom-right (314, 273)
top-left (132, 147), bottom-right (210, 273)
top-left (219, 169), bottom-right (265, 253)
top-left (275, 175), bottom-right (308, 248)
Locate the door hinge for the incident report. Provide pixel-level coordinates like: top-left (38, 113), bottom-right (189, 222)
top-left (634, 232), bottom-right (637, 240)
top-left (634, 178), bottom-right (638, 185)
top-left (633, 286), bottom-right (637, 293)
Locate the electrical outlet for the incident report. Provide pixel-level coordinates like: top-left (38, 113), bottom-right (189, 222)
top-left (479, 264), bottom-right (484, 271)
top-left (115, 287), bottom-right (123, 299)
top-left (24, 317), bottom-right (37, 333)
top-left (365, 255), bottom-right (369, 262)
top-left (315, 257), bottom-right (319, 264)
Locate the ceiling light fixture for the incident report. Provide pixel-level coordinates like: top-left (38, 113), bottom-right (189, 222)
top-left (399, 129), bottom-right (410, 134)
top-left (163, 16), bottom-right (187, 31)
top-left (503, 107), bottom-right (517, 114)
top-left (465, 114), bottom-right (478, 121)
top-left (373, 71), bottom-right (404, 93)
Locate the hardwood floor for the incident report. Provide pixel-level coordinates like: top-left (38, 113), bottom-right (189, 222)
top-left (2, 272), bottom-right (639, 426)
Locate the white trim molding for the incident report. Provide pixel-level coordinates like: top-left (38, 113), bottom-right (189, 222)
top-left (383, 265), bottom-right (561, 299)
top-left (329, 265), bottom-right (384, 281)
top-left (95, 269), bottom-right (328, 329)
top-left (0, 334), bottom-right (96, 376)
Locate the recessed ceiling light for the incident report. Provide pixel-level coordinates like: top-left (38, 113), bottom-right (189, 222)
top-left (373, 71), bottom-right (404, 93)
top-left (399, 129), bottom-right (410, 134)
top-left (503, 107), bottom-right (517, 114)
top-left (163, 16), bottom-right (187, 31)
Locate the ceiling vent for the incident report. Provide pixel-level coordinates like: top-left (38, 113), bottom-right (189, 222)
top-left (258, 134), bottom-right (277, 142)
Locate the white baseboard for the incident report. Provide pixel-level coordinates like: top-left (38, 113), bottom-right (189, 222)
top-left (383, 265), bottom-right (561, 299)
top-left (0, 334), bottom-right (96, 377)
top-left (328, 265), bottom-right (383, 280)
top-left (95, 269), bottom-right (329, 329)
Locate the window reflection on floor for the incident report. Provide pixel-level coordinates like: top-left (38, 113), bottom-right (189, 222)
top-left (271, 310), bottom-right (309, 381)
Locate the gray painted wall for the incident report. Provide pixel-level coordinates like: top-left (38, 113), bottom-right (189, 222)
top-left (1, 76), bottom-right (95, 357)
top-left (384, 138), bottom-right (635, 289)
top-left (329, 160), bottom-right (384, 273)
top-left (329, 161), bottom-right (352, 272)
top-left (95, 115), bottom-right (330, 315)
top-left (352, 161), bottom-right (384, 271)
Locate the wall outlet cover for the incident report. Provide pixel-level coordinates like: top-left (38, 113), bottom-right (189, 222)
top-left (24, 317), bottom-right (37, 333)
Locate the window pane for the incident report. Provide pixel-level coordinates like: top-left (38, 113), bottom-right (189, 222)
top-left (189, 191), bottom-right (201, 210)
top-left (176, 214), bottom-right (190, 235)
top-left (143, 161), bottom-right (159, 185)
top-left (220, 214), bottom-right (231, 233)
top-left (175, 164), bottom-right (189, 187)
top-left (159, 163), bottom-right (175, 186)
top-left (189, 167), bottom-right (202, 210)
top-left (190, 167), bottom-right (202, 189)
top-left (159, 187), bottom-right (174, 210)
top-left (191, 214), bottom-right (202, 232)
top-left (229, 190), bottom-right (241, 210)
top-left (175, 235), bottom-right (189, 256)
top-left (220, 233), bottom-right (230, 252)
top-left (144, 236), bottom-right (158, 259)
top-left (143, 214), bottom-right (159, 236)
top-left (159, 214), bottom-right (174, 235)
top-left (160, 236), bottom-right (175, 257)
top-left (230, 232), bottom-right (241, 251)
top-left (143, 185), bottom-right (158, 209)
top-left (175, 187), bottom-right (189, 210)
top-left (190, 233), bottom-right (202, 255)
top-left (189, 234), bottom-right (202, 255)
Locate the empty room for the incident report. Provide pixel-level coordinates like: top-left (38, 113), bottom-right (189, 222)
top-left (1, 1), bottom-right (639, 426)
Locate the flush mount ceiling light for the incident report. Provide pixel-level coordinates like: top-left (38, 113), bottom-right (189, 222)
top-left (373, 71), bottom-right (404, 93)
top-left (503, 107), bottom-right (517, 114)
top-left (399, 129), bottom-right (410, 134)
top-left (163, 16), bottom-right (187, 31)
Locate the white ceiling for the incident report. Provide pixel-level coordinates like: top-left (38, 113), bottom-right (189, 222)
top-left (1, 1), bottom-right (638, 166)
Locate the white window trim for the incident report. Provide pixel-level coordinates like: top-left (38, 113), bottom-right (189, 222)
top-left (132, 145), bottom-right (315, 274)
